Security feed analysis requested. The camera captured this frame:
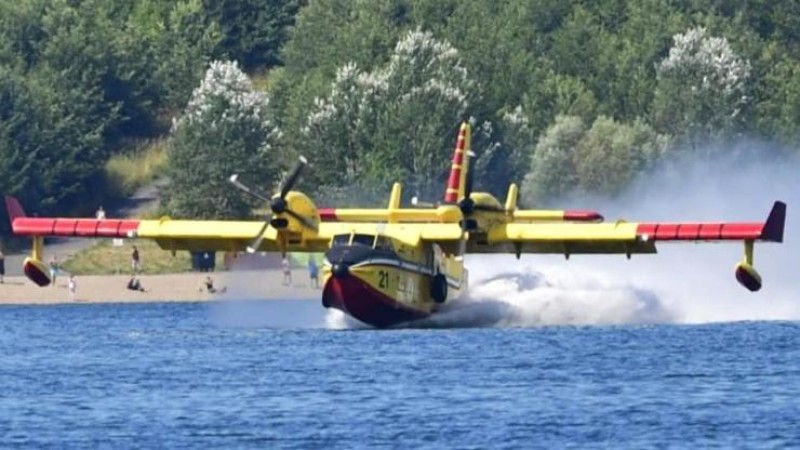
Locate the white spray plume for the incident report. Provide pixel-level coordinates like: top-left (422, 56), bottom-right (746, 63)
top-left (432, 146), bottom-right (800, 328)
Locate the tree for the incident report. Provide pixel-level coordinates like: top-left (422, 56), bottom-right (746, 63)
top-left (164, 61), bottom-right (280, 219)
top-left (521, 115), bottom-right (585, 205)
top-left (573, 116), bottom-right (667, 196)
top-left (652, 26), bottom-right (751, 148)
top-left (203, 0), bottom-right (305, 70)
top-left (300, 29), bottom-right (476, 203)
top-left (521, 114), bottom-right (667, 204)
top-left (153, 0), bottom-right (223, 110)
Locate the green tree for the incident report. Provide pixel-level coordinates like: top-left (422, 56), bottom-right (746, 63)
top-left (299, 29), bottom-right (476, 202)
top-left (573, 116), bottom-right (667, 196)
top-left (521, 115), bottom-right (585, 205)
top-left (652, 26), bottom-right (751, 148)
top-left (164, 61), bottom-right (280, 219)
top-left (203, 0), bottom-right (305, 69)
top-left (153, 0), bottom-right (223, 110)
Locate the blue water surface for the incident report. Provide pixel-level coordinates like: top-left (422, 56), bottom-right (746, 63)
top-left (1, 301), bottom-right (799, 449)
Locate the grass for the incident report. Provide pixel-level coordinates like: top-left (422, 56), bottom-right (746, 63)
top-left (105, 139), bottom-right (169, 198)
top-left (250, 68), bottom-right (271, 92)
top-left (61, 239), bottom-right (226, 276)
top-left (64, 139), bottom-right (182, 274)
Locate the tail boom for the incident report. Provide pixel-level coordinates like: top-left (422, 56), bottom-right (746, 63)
top-left (635, 201), bottom-right (786, 243)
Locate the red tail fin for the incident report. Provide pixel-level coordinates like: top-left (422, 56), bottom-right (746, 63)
top-left (443, 121), bottom-right (471, 203)
top-left (4, 196), bottom-right (26, 221)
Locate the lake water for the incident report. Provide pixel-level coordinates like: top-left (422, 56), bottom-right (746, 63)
top-left (1, 299), bottom-right (799, 449)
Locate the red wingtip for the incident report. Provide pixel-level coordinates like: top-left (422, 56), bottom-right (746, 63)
top-left (4, 196), bottom-right (26, 221)
top-left (761, 201), bottom-right (786, 243)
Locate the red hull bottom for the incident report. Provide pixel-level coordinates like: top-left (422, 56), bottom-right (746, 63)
top-left (322, 275), bottom-right (429, 328)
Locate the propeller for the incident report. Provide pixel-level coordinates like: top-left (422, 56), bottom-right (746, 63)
top-left (457, 152), bottom-right (503, 219)
top-left (229, 156), bottom-right (317, 253)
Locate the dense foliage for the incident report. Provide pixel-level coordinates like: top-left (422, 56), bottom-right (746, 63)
top-left (165, 61), bottom-right (279, 219)
top-left (3, 0), bottom-right (800, 241)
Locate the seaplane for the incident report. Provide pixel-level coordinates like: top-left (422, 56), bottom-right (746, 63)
top-left (4, 120), bottom-right (787, 328)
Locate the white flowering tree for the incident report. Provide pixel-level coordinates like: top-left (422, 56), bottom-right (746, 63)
top-left (301, 29), bottom-right (476, 203)
top-left (470, 106), bottom-right (533, 197)
top-left (653, 26), bottom-right (751, 146)
top-left (165, 60), bottom-right (280, 219)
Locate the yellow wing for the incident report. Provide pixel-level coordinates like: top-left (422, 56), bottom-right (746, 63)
top-left (452, 201), bottom-right (784, 257)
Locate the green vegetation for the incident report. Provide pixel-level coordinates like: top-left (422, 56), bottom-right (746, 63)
top-left (61, 239), bottom-right (225, 275)
top-left (3, 0), bottom-right (800, 244)
top-left (104, 140), bottom-right (169, 198)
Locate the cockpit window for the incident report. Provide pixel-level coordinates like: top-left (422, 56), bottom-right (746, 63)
top-left (375, 236), bottom-right (394, 252)
top-left (332, 234), bottom-right (350, 247)
top-left (352, 234), bottom-right (375, 247)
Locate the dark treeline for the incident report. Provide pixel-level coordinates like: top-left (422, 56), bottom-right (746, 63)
top-left (3, 0), bottom-right (800, 239)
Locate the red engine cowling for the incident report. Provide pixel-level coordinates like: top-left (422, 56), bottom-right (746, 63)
top-left (735, 262), bottom-right (762, 292)
top-left (23, 257), bottom-right (52, 287)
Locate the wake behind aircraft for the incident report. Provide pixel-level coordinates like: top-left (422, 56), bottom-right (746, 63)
top-left (5, 120), bottom-right (787, 328)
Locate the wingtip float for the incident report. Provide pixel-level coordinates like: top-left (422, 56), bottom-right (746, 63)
top-left (3, 121), bottom-right (789, 328)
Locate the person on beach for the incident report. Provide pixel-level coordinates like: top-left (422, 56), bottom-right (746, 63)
top-left (49, 255), bottom-right (59, 287)
top-left (201, 276), bottom-right (225, 294)
top-left (127, 276), bottom-right (146, 292)
top-left (0, 248), bottom-right (5, 284)
top-left (131, 245), bottom-right (141, 274)
top-left (308, 258), bottom-right (319, 289)
top-left (95, 206), bottom-right (106, 220)
top-left (68, 275), bottom-right (76, 301)
top-left (282, 257), bottom-right (292, 286)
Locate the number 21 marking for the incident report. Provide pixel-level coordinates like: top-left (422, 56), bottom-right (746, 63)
top-left (378, 270), bottom-right (389, 289)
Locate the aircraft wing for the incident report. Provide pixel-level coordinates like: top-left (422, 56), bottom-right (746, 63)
top-left (464, 201), bottom-right (786, 256)
top-left (408, 201), bottom-right (785, 256)
top-left (5, 195), bottom-right (461, 253)
top-left (5, 196), bottom-right (786, 256)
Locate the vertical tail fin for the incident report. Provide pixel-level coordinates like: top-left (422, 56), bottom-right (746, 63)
top-left (443, 121), bottom-right (471, 204)
top-left (4, 196), bottom-right (26, 221)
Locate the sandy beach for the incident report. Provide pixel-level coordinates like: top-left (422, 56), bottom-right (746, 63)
top-left (0, 270), bottom-right (320, 304)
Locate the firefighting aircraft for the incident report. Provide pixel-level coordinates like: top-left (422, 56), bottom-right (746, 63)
top-left (4, 121), bottom-right (787, 328)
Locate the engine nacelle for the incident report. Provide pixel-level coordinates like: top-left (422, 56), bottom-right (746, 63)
top-left (23, 257), bottom-right (52, 287)
top-left (735, 262), bottom-right (762, 292)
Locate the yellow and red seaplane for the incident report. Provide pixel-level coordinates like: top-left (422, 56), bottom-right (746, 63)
top-left (4, 121), bottom-right (786, 327)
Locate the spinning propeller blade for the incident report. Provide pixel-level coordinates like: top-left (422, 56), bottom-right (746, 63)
top-left (280, 156), bottom-right (307, 199)
top-left (231, 156), bottom-right (317, 252)
top-left (229, 174), bottom-right (272, 203)
top-left (247, 221), bottom-right (271, 253)
top-left (458, 151), bottom-right (503, 217)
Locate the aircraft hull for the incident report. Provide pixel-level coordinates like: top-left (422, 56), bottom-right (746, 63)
top-left (322, 272), bottom-right (430, 328)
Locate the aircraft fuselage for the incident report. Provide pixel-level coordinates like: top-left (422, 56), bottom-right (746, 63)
top-left (321, 235), bottom-right (465, 328)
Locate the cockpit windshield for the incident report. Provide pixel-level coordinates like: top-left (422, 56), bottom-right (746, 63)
top-left (352, 234), bottom-right (375, 247)
top-left (332, 234), bottom-right (350, 247)
top-left (375, 236), bottom-right (394, 252)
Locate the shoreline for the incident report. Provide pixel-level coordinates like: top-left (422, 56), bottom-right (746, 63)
top-left (0, 270), bottom-right (320, 304)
